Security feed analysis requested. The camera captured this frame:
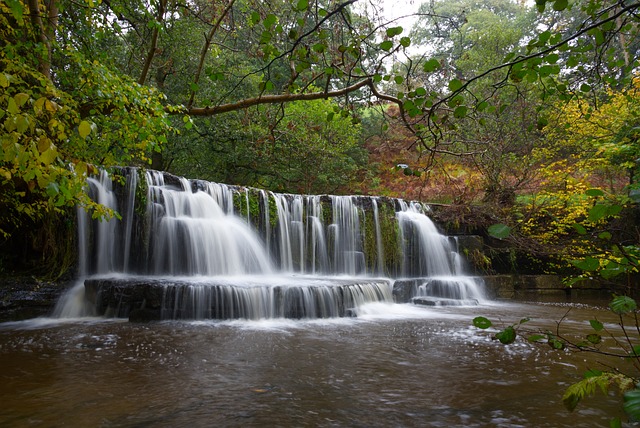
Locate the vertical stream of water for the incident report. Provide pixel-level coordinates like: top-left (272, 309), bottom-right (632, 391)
top-left (55, 168), bottom-right (484, 319)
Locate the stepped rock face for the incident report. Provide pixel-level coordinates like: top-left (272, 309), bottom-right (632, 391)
top-left (56, 168), bottom-right (489, 321)
top-left (84, 277), bottom-right (394, 321)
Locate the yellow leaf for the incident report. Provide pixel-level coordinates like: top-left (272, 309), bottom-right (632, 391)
top-left (34, 97), bottom-right (46, 115)
top-left (7, 97), bottom-right (19, 114)
top-left (44, 99), bottom-right (57, 113)
top-left (74, 161), bottom-right (88, 177)
top-left (40, 147), bottom-right (58, 165)
top-left (78, 120), bottom-right (92, 139)
top-left (14, 93), bottom-right (29, 107)
top-left (37, 136), bottom-right (51, 153)
top-left (0, 168), bottom-right (11, 181)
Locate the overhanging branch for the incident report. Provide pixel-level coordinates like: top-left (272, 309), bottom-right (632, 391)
top-left (182, 78), bottom-right (372, 115)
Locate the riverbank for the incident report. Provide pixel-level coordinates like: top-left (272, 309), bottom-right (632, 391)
top-left (0, 277), bottom-right (70, 321)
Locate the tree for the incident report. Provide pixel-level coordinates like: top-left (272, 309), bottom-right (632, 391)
top-left (167, 97), bottom-right (366, 194)
top-left (2, 0), bottom-right (640, 264)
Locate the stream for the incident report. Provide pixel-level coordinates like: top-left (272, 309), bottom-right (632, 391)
top-left (0, 300), bottom-right (628, 427)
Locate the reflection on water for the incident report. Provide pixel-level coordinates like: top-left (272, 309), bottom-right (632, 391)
top-left (0, 302), bottom-right (628, 427)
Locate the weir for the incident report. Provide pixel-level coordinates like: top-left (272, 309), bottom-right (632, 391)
top-left (55, 168), bottom-right (486, 320)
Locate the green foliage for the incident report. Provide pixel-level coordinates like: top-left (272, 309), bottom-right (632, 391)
top-left (472, 316), bottom-right (492, 329)
top-left (487, 224), bottom-right (511, 239)
top-left (478, 294), bottom-right (640, 423)
top-left (0, 0), bottom-right (173, 245)
top-left (609, 295), bottom-right (637, 315)
top-left (169, 98), bottom-right (365, 195)
top-left (0, 59), bottom-right (98, 238)
top-left (562, 372), bottom-right (635, 412)
top-left (472, 316), bottom-right (530, 344)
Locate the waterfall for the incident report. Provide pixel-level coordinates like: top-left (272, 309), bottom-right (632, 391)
top-left (55, 168), bottom-right (485, 320)
top-left (372, 198), bottom-right (385, 276)
top-left (147, 171), bottom-right (273, 276)
top-left (397, 201), bottom-right (486, 304)
top-left (330, 196), bottom-right (364, 275)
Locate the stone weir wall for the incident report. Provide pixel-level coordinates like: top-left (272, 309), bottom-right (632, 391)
top-left (88, 167), bottom-right (463, 277)
top-left (83, 168), bottom-right (620, 303)
top-left (0, 168), bottom-right (624, 322)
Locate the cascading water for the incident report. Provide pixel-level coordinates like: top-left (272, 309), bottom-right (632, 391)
top-left (55, 168), bottom-right (485, 320)
top-left (396, 201), bottom-right (485, 305)
top-left (146, 171), bottom-right (272, 276)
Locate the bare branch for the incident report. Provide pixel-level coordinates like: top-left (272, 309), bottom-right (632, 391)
top-left (187, 0), bottom-right (236, 109)
top-left (184, 78), bottom-right (371, 115)
top-left (139, 0), bottom-right (166, 85)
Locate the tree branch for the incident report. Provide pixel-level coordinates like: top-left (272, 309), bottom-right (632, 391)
top-left (138, 0), bottom-right (166, 85)
top-left (187, 0), bottom-right (236, 109)
top-left (184, 78), bottom-right (371, 115)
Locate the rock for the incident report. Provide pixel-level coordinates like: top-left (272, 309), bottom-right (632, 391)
top-left (411, 296), bottom-right (479, 307)
top-left (0, 276), bottom-right (69, 321)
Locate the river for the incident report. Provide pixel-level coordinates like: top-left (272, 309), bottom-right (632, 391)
top-left (0, 300), bottom-right (627, 427)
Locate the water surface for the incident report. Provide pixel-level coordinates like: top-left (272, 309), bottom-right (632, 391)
top-left (0, 301), bottom-right (629, 427)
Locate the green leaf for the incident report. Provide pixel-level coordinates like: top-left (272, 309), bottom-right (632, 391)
top-left (295, 0), bottom-right (308, 11)
top-left (386, 26), bottom-right (403, 37)
top-left (590, 28), bottom-right (605, 45)
top-left (400, 37), bottom-right (411, 48)
top-left (589, 319), bottom-right (604, 331)
top-left (5, 0), bottom-right (24, 24)
top-left (250, 11), bottom-right (260, 25)
top-left (448, 79), bottom-right (463, 92)
top-left (607, 204), bottom-right (622, 217)
top-left (495, 326), bottom-right (516, 344)
top-left (379, 40), bottom-right (393, 51)
top-left (453, 105), bottom-right (467, 118)
top-left (488, 223), bottom-right (511, 239)
top-left (553, 0), bottom-right (568, 11)
top-left (572, 257), bottom-right (599, 271)
top-left (598, 231), bottom-right (612, 240)
top-left (394, 75), bottom-right (404, 84)
top-left (588, 204), bottom-right (607, 222)
top-left (586, 333), bottom-right (602, 344)
top-left (572, 223), bottom-right (587, 235)
top-left (546, 53), bottom-right (559, 64)
top-left (600, 261), bottom-right (625, 279)
top-left (423, 59), bottom-right (440, 73)
top-left (45, 182), bottom-right (59, 197)
top-left (585, 188), bottom-right (604, 197)
top-left (78, 121), bottom-right (92, 139)
top-left (263, 14), bottom-right (277, 28)
top-left (624, 387), bottom-right (640, 421)
top-left (14, 93), bottom-right (29, 107)
top-left (549, 338), bottom-right (565, 350)
top-left (472, 316), bottom-right (492, 329)
top-left (609, 295), bottom-right (637, 315)
top-left (527, 334), bottom-right (546, 342)
top-left (7, 97), bottom-right (19, 114)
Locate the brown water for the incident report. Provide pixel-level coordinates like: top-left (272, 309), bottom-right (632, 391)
top-left (0, 301), bottom-right (630, 427)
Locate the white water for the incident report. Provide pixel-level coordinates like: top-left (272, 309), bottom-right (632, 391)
top-left (54, 169), bottom-right (485, 319)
